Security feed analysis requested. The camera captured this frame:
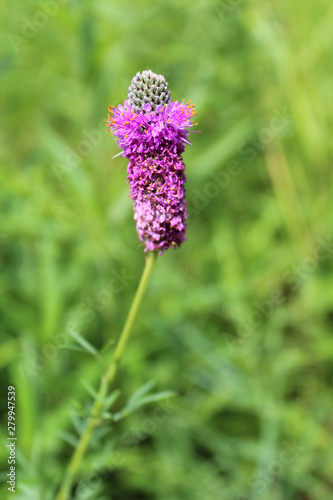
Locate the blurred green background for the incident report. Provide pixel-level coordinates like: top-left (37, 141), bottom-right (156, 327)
top-left (1, 0), bottom-right (333, 499)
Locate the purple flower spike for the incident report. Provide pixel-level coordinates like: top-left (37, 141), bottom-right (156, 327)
top-left (106, 70), bottom-right (199, 254)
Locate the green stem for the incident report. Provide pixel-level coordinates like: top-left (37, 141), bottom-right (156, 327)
top-left (55, 251), bottom-right (158, 500)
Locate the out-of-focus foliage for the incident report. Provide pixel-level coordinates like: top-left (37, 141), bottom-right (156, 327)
top-left (0, 0), bottom-right (332, 499)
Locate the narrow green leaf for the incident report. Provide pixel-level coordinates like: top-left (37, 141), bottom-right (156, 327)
top-left (81, 380), bottom-right (99, 399)
top-left (101, 411), bottom-right (113, 420)
top-left (103, 389), bottom-right (121, 411)
top-left (57, 430), bottom-right (78, 447)
top-left (114, 390), bottom-right (175, 421)
top-left (58, 344), bottom-right (87, 353)
top-left (128, 380), bottom-right (155, 404)
top-left (69, 331), bottom-right (99, 357)
top-left (70, 413), bottom-right (84, 435)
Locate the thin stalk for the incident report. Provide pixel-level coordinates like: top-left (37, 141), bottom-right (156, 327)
top-left (55, 251), bottom-right (158, 500)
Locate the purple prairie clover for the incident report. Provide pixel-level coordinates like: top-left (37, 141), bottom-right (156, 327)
top-left (106, 70), bottom-right (199, 254)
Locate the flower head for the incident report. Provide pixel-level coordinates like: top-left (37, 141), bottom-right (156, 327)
top-left (128, 70), bottom-right (171, 113)
top-left (106, 70), bottom-right (198, 254)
